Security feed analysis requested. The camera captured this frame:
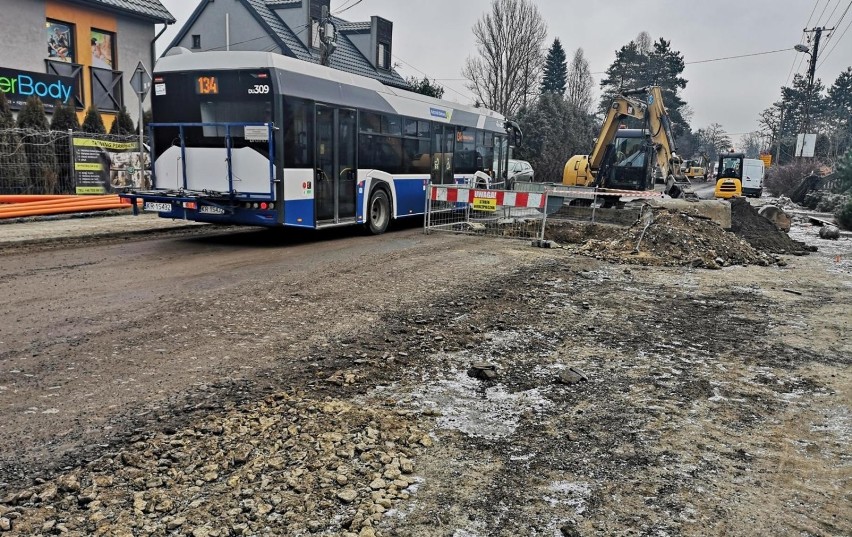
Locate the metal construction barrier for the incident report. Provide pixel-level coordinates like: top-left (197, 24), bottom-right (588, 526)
top-left (425, 184), bottom-right (546, 240)
top-left (425, 183), bottom-right (667, 242)
top-left (540, 186), bottom-right (662, 231)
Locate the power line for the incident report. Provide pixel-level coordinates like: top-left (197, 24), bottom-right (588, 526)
top-left (818, 10), bottom-right (852, 68)
top-left (684, 47), bottom-right (794, 66)
top-left (786, 0), bottom-right (821, 86)
top-left (823, 0), bottom-right (844, 26)
top-left (392, 54), bottom-right (474, 103)
top-left (814, 0), bottom-right (834, 26)
top-left (334, 0), bottom-right (365, 15)
top-left (589, 46), bottom-right (798, 76)
top-left (816, 0), bottom-right (852, 68)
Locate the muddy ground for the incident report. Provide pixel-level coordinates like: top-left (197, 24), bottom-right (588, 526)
top-left (0, 216), bottom-right (850, 536)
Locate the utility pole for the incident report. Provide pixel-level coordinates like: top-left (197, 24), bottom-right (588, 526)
top-left (319, 6), bottom-right (337, 66)
top-left (775, 105), bottom-right (785, 165)
top-left (799, 26), bottom-right (833, 157)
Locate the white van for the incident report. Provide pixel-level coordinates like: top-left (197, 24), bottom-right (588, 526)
top-left (741, 159), bottom-right (765, 198)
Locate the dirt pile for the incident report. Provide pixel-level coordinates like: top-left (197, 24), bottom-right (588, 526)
top-left (730, 197), bottom-right (814, 254)
top-left (0, 393), bottom-right (429, 537)
top-left (545, 209), bottom-right (775, 269)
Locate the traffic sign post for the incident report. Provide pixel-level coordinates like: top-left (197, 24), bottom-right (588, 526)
top-left (130, 61), bottom-right (152, 189)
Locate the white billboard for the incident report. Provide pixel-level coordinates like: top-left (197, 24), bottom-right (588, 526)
top-left (795, 133), bottom-right (817, 158)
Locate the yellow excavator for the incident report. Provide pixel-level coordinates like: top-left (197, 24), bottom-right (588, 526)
top-left (682, 153), bottom-right (708, 181)
top-left (563, 86), bottom-right (691, 198)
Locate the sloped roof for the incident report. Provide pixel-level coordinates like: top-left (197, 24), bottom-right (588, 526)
top-left (76, 0), bottom-right (175, 23)
top-left (265, 0), bottom-right (301, 7)
top-left (244, 0), bottom-right (409, 89)
top-left (166, 0), bottom-right (408, 89)
top-left (338, 21), bottom-right (371, 33)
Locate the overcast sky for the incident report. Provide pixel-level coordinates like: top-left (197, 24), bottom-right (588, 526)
top-left (158, 0), bottom-right (852, 146)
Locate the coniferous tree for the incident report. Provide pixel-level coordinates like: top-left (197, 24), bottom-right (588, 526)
top-left (515, 93), bottom-right (596, 181)
top-left (81, 106), bottom-right (107, 134)
top-left (0, 91), bottom-right (14, 128)
top-left (828, 67), bottom-right (852, 157)
top-left (50, 101), bottom-right (80, 193)
top-left (16, 96), bottom-right (58, 193)
top-left (50, 101), bottom-right (81, 131)
top-left (540, 38), bottom-right (568, 96)
top-left (16, 96), bottom-right (50, 131)
top-left (599, 34), bottom-right (690, 139)
top-left (406, 76), bottom-right (445, 99)
top-left (0, 92), bottom-right (29, 193)
top-left (109, 106), bottom-right (135, 135)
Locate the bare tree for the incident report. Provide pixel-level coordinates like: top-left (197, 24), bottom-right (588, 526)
top-left (740, 131), bottom-right (764, 159)
top-left (634, 31), bottom-right (652, 55)
top-left (697, 122), bottom-right (732, 161)
top-left (565, 47), bottom-right (594, 114)
top-left (462, 0), bottom-right (548, 116)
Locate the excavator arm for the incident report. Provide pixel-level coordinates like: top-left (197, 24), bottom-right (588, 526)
top-left (642, 87), bottom-right (687, 190)
top-left (588, 93), bottom-right (647, 172)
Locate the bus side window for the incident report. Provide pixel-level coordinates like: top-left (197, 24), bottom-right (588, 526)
top-left (283, 97), bottom-right (313, 168)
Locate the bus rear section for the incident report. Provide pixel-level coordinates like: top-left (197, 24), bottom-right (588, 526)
top-left (124, 68), bottom-right (281, 226)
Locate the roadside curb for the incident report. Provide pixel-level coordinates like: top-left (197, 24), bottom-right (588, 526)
top-left (0, 211), bottom-right (208, 248)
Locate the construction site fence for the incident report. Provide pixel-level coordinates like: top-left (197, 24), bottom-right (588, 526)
top-left (425, 183), bottom-right (657, 241)
top-left (0, 128), bottom-right (144, 195)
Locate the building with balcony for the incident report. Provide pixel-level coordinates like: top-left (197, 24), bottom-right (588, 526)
top-left (0, 0), bottom-right (175, 128)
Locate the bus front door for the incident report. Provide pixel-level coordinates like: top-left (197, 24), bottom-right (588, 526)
top-left (315, 106), bottom-right (357, 224)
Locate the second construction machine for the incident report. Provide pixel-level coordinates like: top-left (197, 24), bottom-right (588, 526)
top-left (563, 86), bottom-right (693, 199)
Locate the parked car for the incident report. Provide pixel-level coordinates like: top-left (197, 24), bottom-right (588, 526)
top-left (508, 159), bottom-right (535, 183)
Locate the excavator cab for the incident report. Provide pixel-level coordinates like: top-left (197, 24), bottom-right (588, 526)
top-left (596, 129), bottom-right (655, 191)
top-left (714, 152), bottom-right (745, 199)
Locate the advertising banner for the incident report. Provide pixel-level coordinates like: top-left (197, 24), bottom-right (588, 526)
top-left (72, 136), bottom-right (151, 194)
top-left (0, 67), bottom-right (76, 111)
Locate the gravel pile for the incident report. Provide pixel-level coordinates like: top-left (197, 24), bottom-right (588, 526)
top-left (0, 393), bottom-right (429, 537)
top-left (546, 209), bottom-right (776, 269)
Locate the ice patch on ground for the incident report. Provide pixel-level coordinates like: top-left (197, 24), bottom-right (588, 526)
top-left (810, 406), bottom-right (851, 444)
top-left (542, 481), bottom-right (591, 514)
top-left (414, 370), bottom-right (553, 440)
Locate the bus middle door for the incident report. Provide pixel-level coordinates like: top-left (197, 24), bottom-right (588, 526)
top-left (315, 105), bottom-right (357, 225)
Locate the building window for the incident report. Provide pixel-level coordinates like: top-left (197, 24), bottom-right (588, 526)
top-left (46, 20), bottom-right (75, 63)
top-left (45, 60), bottom-right (85, 109)
top-left (91, 29), bottom-right (116, 70)
top-left (377, 42), bottom-right (390, 70)
top-left (192, 35), bottom-right (201, 49)
top-left (91, 68), bottom-right (123, 112)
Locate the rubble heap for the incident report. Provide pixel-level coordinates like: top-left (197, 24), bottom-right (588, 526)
top-left (0, 394), bottom-right (429, 537)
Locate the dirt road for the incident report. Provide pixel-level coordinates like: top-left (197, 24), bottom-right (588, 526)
top-left (0, 222), bottom-right (849, 536)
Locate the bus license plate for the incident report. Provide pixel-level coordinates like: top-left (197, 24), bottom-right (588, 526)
top-left (143, 202), bottom-right (173, 212)
top-left (200, 206), bottom-right (225, 215)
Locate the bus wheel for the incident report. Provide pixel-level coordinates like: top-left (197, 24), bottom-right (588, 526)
top-left (367, 188), bottom-right (390, 235)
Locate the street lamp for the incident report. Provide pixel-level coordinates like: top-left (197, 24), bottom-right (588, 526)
top-left (794, 44), bottom-right (810, 54)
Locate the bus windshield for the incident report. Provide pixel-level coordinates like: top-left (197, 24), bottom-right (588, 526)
top-left (152, 70), bottom-right (273, 148)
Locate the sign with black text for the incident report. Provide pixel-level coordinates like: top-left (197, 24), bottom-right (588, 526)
top-left (72, 136), bottom-right (151, 194)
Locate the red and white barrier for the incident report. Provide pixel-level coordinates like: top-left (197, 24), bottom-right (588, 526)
top-left (430, 186), bottom-right (545, 209)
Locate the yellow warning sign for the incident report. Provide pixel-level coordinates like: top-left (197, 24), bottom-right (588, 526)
top-left (472, 197), bottom-right (497, 212)
top-left (759, 153), bottom-right (772, 167)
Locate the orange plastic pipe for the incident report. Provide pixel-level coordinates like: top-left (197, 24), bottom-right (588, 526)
top-left (0, 203), bottom-right (133, 219)
top-left (0, 196), bottom-right (123, 211)
top-left (0, 195), bottom-right (80, 204)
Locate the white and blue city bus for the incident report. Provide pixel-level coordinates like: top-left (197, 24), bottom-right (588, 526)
top-left (122, 49), bottom-right (517, 234)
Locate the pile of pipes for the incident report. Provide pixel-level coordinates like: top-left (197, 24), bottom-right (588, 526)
top-left (0, 195), bottom-right (134, 220)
